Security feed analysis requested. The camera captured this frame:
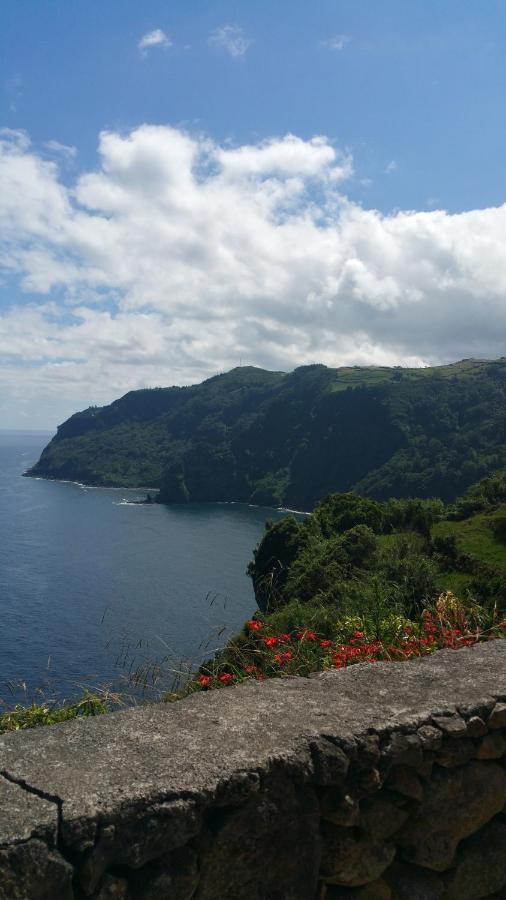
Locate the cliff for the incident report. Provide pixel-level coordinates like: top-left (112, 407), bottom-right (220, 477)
top-left (28, 357), bottom-right (506, 508)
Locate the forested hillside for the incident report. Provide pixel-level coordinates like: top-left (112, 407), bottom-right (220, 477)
top-left (28, 358), bottom-right (506, 509)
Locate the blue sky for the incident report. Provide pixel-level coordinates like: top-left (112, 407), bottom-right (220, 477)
top-left (1, 1), bottom-right (506, 427)
top-left (3, 0), bottom-right (506, 213)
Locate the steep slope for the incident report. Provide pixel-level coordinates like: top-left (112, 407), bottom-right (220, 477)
top-left (28, 358), bottom-right (506, 508)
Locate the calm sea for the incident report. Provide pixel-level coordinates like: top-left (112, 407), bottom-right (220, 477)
top-left (0, 431), bottom-right (289, 703)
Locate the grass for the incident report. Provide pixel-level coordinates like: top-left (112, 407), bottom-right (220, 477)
top-left (433, 503), bottom-right (506, 571)
top-left (327, 358), bottom-right (496, 393)
top-left (0, 689), bottom-right (121, 733)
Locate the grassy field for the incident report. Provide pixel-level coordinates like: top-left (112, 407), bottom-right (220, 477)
top-left (433, 503), bottom-right (506, 570)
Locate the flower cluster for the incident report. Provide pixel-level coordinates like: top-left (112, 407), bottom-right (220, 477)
top-left (195, 593), bottom-right (505, 691)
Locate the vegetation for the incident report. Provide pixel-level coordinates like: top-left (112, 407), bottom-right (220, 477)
top-left (0, 690), bottom-right (119, 733)
top-left (7, 470), bottom-right (506, 723)
top-left (191, 480), bottom-right (506, 689)
top-left (28, 357), bottom-right (506, 509)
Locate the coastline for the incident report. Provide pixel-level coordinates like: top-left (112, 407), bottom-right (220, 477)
top-left (23, 471), bottom-right (311, 513)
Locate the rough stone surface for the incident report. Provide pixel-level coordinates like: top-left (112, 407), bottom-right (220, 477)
top-left (319, 791), bottom-right (360, 826)
top-left (326, 878), bottom-right (392, 899)
top-left (385, 861), bottom-right (445, 899)
top-left (466, 716), bottom-right (488, 737)
top-left (444, 819), bottom-right (506, 899)
top-left (321, 822), bottom-right (396, 886)
top-left (397, 761), bottom-right (506, 870)
top-left (0, 840), bottom-right (73, 900)
top-left (195, 773), bottom-right (321, 899)
top-left (0, 642), bottom-right (504, 899)
top-left (488, 702), bottom-right (506, 730)
top-left (475, 732), bottom-right (506, 759)
top-left (360, 797), bottom-right (410, 842)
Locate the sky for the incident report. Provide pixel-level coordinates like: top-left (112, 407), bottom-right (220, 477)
top-left (1, 0), bottom-right (506, 428)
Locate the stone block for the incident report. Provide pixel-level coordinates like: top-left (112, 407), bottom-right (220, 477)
top-left (320, 822), bottom-right (395, 886)
top-left (474, 732), bottom-right (506, 759)
top-left (319, 790), bottom-right (360, 826)
top-left (384, 860), bottom-right (445, 899)
top-left (195, 773), bottom-right (321, 899)
top-left (466, 716), bottom-right (488, 738)
top-left (488, 702), bottom-right (506, 730)
top-left (435, 737), bottom-right (475, 767)
top-left (444, 818), bottom-right (506, 899)
top-left (386, 766), bottom-right (423, 801)
top-left (396, 761), bottom-right (506, 871)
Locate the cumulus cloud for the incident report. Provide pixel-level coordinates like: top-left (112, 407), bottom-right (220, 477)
top-left (1, 124), bottom-right (506, 426)
top-left (208, 24), bottom-right (251, 58)
top-left (138, 29), bottom-right (172, 55)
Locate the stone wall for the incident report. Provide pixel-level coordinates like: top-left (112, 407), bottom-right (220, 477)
top-left (1, 641), bottom-right (505, 900)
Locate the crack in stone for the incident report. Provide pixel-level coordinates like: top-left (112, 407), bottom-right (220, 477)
top-left (1, 768), bottom-right (65, 855)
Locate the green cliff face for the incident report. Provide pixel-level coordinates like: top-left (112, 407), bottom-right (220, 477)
top-left (28, 358), bottom-right (506, 509)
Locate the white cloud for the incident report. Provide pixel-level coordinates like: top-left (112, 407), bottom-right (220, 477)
top-left (322, 34), bottom-right (351, 51)
top-left (1, 124), bottom-right (506, 426)
top-left (138, 29), bottom-right (172, 55)
top-left (385, 159), bottom-right (398, 174)
top-left (44, 140), bottom-right (77, 161)
top-left (208, 24), bottom-right (251, 58)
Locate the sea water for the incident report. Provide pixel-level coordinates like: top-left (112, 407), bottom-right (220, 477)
top-left (0, 431), bottom-right (289, 702)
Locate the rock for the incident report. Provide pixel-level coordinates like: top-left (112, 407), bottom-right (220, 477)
top-left (320, 822), bottom-right (396, 886)
top-left (0, 777), bottom-right (73, 900)
top-left (417, 726), bottom-right (442, 751)
top-left (360, 797), bottom-right (410, 842)
top-left (357, 767), bottom-right (383, 796)
top-left (93, 874), bottom-right (129, 899)
top-left (385, 861), bottom-right (445, 899)
top-left (435, 737), bottom-right (475, 767)
top-left (382, 733), bottom-right (423, 768)
top-left (415, 752), bottom-right (435, 782)
top-left (396, 761), bottom-right (506, 871)
top-left (78, 799), bottom-right (201, 894)
top-left (311, 739), bottom-right (350, 786)
top-left (444, 818), bottom-right (506, 899)
top-left (488, 702), bottom-right (506, 730)
top-left (387, 767), bottom-right (424, 801)
top-left (355, 736), bottom-right (381, 768)
top-left (319, 791), bottom-right (360, 826)
top-left (325, 878), bottom-right (392, 899)
top-left (196, 773), bottom-right (321, 899)
top-left (215, 771), bottom-right (260, 806)
top-left (0, 840), bottom-right (74, 900)
top-left (474, 732), bottom-right (506, 759)
top-left (466, 716), bottom-right (488, 738)
top-left (129, 846), bottom-right (198, 900)
top-left (432, 715), bottom-right (468, 738)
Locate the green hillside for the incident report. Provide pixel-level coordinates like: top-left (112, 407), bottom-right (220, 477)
top-left (28, 357), bottom-right (506, 509)
top-left (248, 472), bottom-right (506, 625)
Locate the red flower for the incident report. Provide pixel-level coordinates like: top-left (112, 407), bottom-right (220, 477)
top-left (244, 664), bottom-right (258, 675)
top-left (352, 631), bottom-right (364, 640)
top-left (319, 639), bottom-right (333, 648)
top-left (296, 630), bottom-right (317, 642)
top-left (278, 633), bottom-right (292, 644)
top-left (218, 672), bottom-right (234, 684)
top-left (262, 636), bottom-right (280, 648)
top-left (499, 620), bottom-right (506, 629)
top-left (198, 675), bottom-right (212, 688)
top-left (246, 620), bottom-right (263, 631)
top-left (273, 651), bottom-right (294, 666)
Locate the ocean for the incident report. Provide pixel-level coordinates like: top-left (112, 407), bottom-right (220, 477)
top-left (0, 430), bottom-right (288, 703)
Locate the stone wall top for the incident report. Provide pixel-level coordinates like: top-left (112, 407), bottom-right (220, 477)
top-left (1, 641), bottom-right (505, 898)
